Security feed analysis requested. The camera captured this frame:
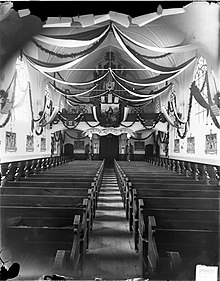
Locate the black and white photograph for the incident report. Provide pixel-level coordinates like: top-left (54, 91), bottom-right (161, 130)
top-left (0, 1), bottom-right (220, 281)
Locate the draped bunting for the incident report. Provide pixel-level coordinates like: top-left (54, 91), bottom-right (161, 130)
top-left (49, 82), bottom-right (98, 97)
top-left (112, 91), bottom-right (150, 103)
top-left (161, 106), bottom-right (179, 128)
top-left (110, 69), bottom-right (179, 87)
top-left (137, 113), bottom-right (161, 130)
top-left (120, 120), bottom-right (137, 128)
top-left (32, 25), bottom-right (109, 59)
top-left (36, 69), bottom-right (109, 86)
top-left (0, 71), bottom-right (16, 115)
top-left (84, 127), bottom-right (135, 137)
top-left (34, 25), bottom-right (110, 48)
top-left (113, 24), bottom-right (198, 53)
top-left (190, 82), bottom-right (210, 110)
top-left (126, 99), bottom-right (152, 107)
top-left (204, 73), bottom-right (220, 129)
top-left (83, 114), bottom-right (100, 128)
top-left (39, 105), bottom-right (60, 127)
top-left (24, 52), bottom-right (93, 73)
top-left (131, 131), bottom-right (154, 140)
top-left (113, 75), bottom-right (172, 100)
top-left (66, 97), bottom-right (90, 105)
top-left (122, 106), bottom-right (129, 122)
top-left (64, 130), bottom-right (87, 139)
top-left (92, 105), bottom-right (99, 122)
top-left (112, 24), bottom-right (197, 74)
top-left (171, 97), bottom-right (187, 124)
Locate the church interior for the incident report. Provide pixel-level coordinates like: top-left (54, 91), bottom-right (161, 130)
top-left (0, 1), bottom-right (220, 280)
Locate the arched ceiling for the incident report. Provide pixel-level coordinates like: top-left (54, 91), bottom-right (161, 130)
top-left (2, 1), bottom-right (219, 134)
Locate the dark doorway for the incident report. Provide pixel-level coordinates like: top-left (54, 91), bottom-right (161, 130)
top-left (145, 144), bottom-right (154, 157)
top-left (64, 143), bottom-right (74, 156)
top-left (100, 134), bottom-right (119, 164)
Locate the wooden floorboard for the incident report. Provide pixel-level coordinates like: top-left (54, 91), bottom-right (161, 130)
top-left (83, 168), bottom-right (141, 280)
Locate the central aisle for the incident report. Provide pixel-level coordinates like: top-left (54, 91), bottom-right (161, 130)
top-left (83, 167), bottom-right (141, 280)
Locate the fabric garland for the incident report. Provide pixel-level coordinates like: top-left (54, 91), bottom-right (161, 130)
top-left (49, 82), bottom-right (98, 97)
top-left (38, 69), bottom-right (109, 87)
top-left (131, 131), bottom-right (154, 140)
top-left (112, 74), bottom-right (172, 100)
top-left (24, 52), bottom-right (93, 73)
top-left (137, 113), bottom-right (160, 130)
top-left (161, 106), bottom-right (179, 128)
top-left (35, 126), bottom-right (44, 135)
top-left (112, 24), bottom-right (197, 74)
top-left (83, 114), bottom-right (100, 127)
top-left (39, 105), bottom-right (60, 127)
top-left (171, 96), bottom-right (187, 124)
top-left (158, 131), bottom-right (169, 143)
top-left (91, 105), bottom-right (99, 122)
top-left (57, 72), bottom-right (100, 90)
top-left (0, 71), bottom-right (16, 115)
top-left (0, 111), bottom-right (11, 128)
top-left (112, 91), bottom-right (152, 104)
top-left (120, 120), bottom-right (137, 128)
top-left (64, 130), bottom-right (87, 139)
top-left (177, 91), bottom-right (193, 139)
top-left (32, 25), bottom-right (109, 59)
top-left (113, 24), bottom-right (198, 53)
top-left (206, 72), bottom-right (220, 129)
top-left (110, 68), bottom-right (179, 87)
top-left (34, 25), bottom-right (110, 48)
top-left (53, 131), bottom-right (62, 142)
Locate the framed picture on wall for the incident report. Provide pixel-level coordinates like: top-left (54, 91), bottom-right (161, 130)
top-left (26, 135), bottom-right (34, 152)
top-left (74, 140), bottom-right (84, 150)
top-left (5, 131), bottom-right (17, 152)
top-left (40, 137), bottom-right (46, 152)
top-left (187, 136), bottom-right (195, 154)
top-left (134, 141), bottom-right (144, 151)
top-left (205, 133), bottom-right (217, 154)
top-left (174, 139), bottom-right (180, 153)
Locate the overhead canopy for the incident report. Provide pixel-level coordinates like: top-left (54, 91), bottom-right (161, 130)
top-left (1, 1), bottom-right (219, 133)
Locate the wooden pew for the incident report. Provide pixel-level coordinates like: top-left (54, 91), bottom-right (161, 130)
top-left (138, 214), bottom-right (219, 279)
top-left (114, 160), bottom-right (220, 279)
top-left (1, 160), bottom-right (105, 274)
top-left (125, 181), bottom-right (219, 225)
top-left (3, 216), bottom-right (82, 276)
top-left (1, 203), bottom-right (88, 277)
top-left (133, 196), bottom-right (219, 250)
top-left (128, 187), bottom-right (220, 232)
top-left (1, 193), bottom-right (93, 244)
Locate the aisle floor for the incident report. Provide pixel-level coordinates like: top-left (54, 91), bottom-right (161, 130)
top-left (83, 168), bottom-right (141, 280)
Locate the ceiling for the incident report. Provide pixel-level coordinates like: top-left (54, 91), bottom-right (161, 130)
top-left (2, 1), bottom-right (219, 134)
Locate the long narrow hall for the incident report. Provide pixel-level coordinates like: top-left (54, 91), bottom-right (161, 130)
top-left (83, 167), bottom-right (141, 280)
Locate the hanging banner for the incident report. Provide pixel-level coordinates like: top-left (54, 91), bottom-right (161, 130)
top-left (84, 127), bottom-right (135, 137)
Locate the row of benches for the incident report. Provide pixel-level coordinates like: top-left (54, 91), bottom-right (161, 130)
top-left (0, 155), bottom-right (74, 187)
top-left (114, 160), bottom-right (220, 280)
top-left (1, 159), bottom-right (105, 278)
top-left (146, 156), bottom-right (220, 185)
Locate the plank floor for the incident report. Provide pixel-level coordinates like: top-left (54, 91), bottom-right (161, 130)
top-left (83, 168), bottom-right (141, 280)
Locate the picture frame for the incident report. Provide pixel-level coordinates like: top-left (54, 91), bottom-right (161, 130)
top-left (5, 131), bottom-right (17, 152)
top-left (174, 139), bottom-right (180, 153)
top-left (205, 133), bottom-right (217, 154)
top-left (187, 136), bottom-right (195, 154)
top-left (26, 134), bottom-right (34, 152)
top-left (40, 137), bottom-right (46, 152)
